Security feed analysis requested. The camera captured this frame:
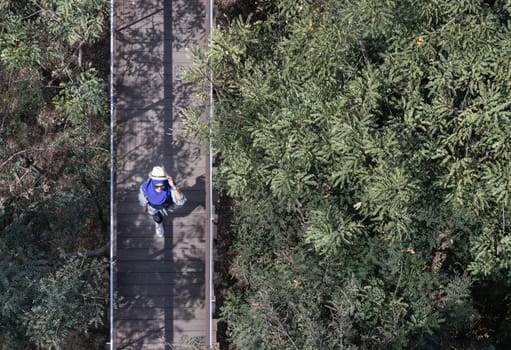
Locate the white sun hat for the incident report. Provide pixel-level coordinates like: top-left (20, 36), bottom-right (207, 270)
top-left (149, 166), bottom-right (168, 180)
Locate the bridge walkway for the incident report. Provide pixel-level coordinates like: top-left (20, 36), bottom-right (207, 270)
top-left (111, 0), bottom-right (214, 348)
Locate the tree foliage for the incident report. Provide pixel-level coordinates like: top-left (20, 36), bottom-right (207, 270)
top-left (185, 0), bottom-right (511, 348)
top-left (0, 0), bottom-right (109, 348)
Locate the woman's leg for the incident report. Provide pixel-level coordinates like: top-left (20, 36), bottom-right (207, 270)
top-left (152, 211), bottom-right (163, 223)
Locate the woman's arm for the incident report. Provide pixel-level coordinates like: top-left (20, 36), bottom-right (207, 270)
top-left (138, 185), bottom-right (149, 206)
top-left (167, 176), bottom-right (184, 201)
top-left (138, 184), bottom-right (149, 212)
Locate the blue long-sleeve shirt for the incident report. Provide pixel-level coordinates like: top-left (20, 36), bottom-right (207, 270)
top-left (138, 178), bottom-right (186, 215)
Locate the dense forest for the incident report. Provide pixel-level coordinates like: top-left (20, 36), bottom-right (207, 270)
top-left (0, 0), bottom-right (109, 349)
top-left (184, 0), bottom-right (511, 349)
top-left (2, 0), bottom-right (511, 349)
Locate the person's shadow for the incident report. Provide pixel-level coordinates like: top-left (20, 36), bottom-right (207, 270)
top-left (172, 174), bottom-right (206, 216)
top-left (163, 174), bottom-right (208, 346)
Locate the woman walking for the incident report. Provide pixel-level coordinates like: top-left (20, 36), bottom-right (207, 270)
top-left (138, 166), bottom-right (187, 237)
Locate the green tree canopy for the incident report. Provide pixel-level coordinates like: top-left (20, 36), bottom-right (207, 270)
top-left (185, 0), bottom-right (511, 348)
top-left (0, 0), bottom-right (109, 348)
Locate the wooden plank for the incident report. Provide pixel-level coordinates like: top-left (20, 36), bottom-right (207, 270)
top-left (115, 108), bottom-right (165, 121)
top-left (170, 1), bottom-right (208, 51)
top-left (116, 240), bottom-right (206, 252)
top-left (119, 340), bottom-right (207, 350)
top-left (115, 75), bottom-right (165, 95)
top-left (116, 229), bottom-right (206, 245)
top-left (116, 247), bottom-right (205, 262)
top-left (116, 27), bottom-right (164, 44)
top-left (116, 306), bottom-right (206, 320)
top-left (115, 328), bottom-right (165, 350)
top-left (115, 64), bottom-right (164, 83)
top-left (117, 212), bottom-right (206, 228)
top-left (116, 226), bottom-right (206, 242)
top-left (115, 319), bottom-right (208, 333)
top-left (116, 260), bottom-right (204, 273)
top-left (117, 285), bottom-right (204, 300)
top-left (115, 288), bottom-right (205, 302)
top-left (116, 295), bottom-right (205, 309)
top-left (116, 47), bottom-right (164, 61)
top-left (115, 0), bottom-right (162, 27)
top-left (116, 9), bottom-right (164, 30)
top-left (117, 272), bottom-right (204, 285)
top-left (115, 57), bottom-right (165, 76)
top-left (172, 51), bottom-right (193, 65)
top-left (117, 293), bottom-right (207, 309)
top-left (116, 249), bottom-right (205, 264)
top-left (115, 92), bottom-right (164, 110)
top-left (115, 132), bottom-right (165, 159)
top-left (116, 191), bottom-right (205, 212)
top-left (117, 237), bottom-right (205, 249)
top-left (115, 330), bottom-right (206, 350)
top-left (115, 84), bottom-right (164, 105)
top-left (118, 319), bottom-right (206, 333)
top-left (114, 327), bottom-right (206, 348)
top-left (116, 229), bottom-right (205, 241)
top-left (117, 203), bottom-right (206, 216)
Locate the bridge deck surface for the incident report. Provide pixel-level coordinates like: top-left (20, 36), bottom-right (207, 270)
top-left (112, 0), bottom-right (211, 348)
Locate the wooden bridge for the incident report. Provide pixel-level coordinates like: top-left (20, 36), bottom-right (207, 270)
top-left (110, 0), bottom-right (215, 349)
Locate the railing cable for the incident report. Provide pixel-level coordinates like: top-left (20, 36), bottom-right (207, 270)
top-left (109, 0), bottom-right (115, 348)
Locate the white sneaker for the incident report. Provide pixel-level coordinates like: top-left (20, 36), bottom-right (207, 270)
top-left (155, 222), bottom-right (164, 237)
